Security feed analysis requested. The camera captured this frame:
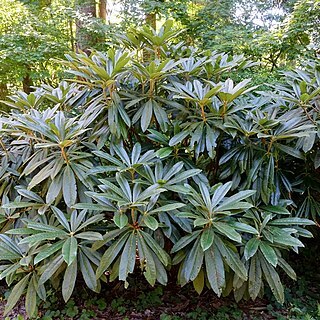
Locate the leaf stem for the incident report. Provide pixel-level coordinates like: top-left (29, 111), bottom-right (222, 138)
top-left (61, 147), bottom-right (69, 164)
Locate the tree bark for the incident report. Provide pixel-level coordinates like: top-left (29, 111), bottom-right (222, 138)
top-left (22, 71), bottom-right (33, 94)
top-left (99, 0), bottom-right (107, 21)
top-left (143, 12), bottom-right (157, 62)
top-left (0, 83), bottom-right (9, 100)
top-left (75, 0), bottom-right (97, 52)
top-left (145, 12), bottom-right (156, 30)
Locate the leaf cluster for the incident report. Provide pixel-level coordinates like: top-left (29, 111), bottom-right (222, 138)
top-left (0, 20), bottom-right (317, 318)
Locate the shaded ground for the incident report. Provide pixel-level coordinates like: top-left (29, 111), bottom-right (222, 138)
top-left (1, 236), bottom-right (320, 320)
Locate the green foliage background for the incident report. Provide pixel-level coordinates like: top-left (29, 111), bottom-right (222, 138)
top-left (0, 0), bottom-right (320, 98)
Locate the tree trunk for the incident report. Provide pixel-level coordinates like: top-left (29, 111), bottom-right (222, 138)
top-left (0, 83), bottom-right (9, 100)
top-left (99, 0), bottom-right (107, 21)
top-left (143, 12), bottom-right (157, 62)
top-left (145, 12), bottom-right (156, 30)
top-left (75, 0), bottom-right (97, 52)
top-left (22, 72), bottom-right (33, 94)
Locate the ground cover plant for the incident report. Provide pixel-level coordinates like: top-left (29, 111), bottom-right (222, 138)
top-left (0, 21), bottom-right (318, 318)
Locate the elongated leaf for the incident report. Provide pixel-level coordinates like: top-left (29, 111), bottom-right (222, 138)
top-left (51, 206), bottom-right (70, 231)
top-left (75, 232), bottom-right (103, 241)
top-left (260, 254), bottom-right (284, 304)
top-left (215, 222), bottom-right (242, 243)
top-left (244, 238), bottom-right (260, 260)
top-left (62, 237), bottom-right (78, 265)
top-left (4, 274), bottom-right (31, 316)
top-left (27, 222), bottom-right (65, 233)
top-left (259, 241), bottom-right (277, 267)
top-left (182, 238), bottom-right (204, 281)
top-left (169, 131), bottom-right (189, 146)
top-left (34, 241), bottom-right (64, 264)
top-left (62, 258), bottom-right (77, 302)
top-left (28, 162), bottom-right (54, 190)
top-left (79, 250), bottom-right (97, 291)
top-left (72, 203), bottom-right (115, 211)
top-left (19, 231), bottom-right (66, 245)
top-left (261, 205), bottom-right (290, 215)
top-left (230, 222), bottom-right (258, 235)
top-left (39, 254), bottom-right (64, 284)
top-left (248, 254), bottom-right (262, 300)
top-left (149, 203), bottom-right (185, 213)
top-left (26, 276), bottom-right (37, 318)
top-left (92, 227), bottom-right (130, 251)
top-left (168, 169), bottom-right (202, 185)
top-left (211, 182), bottom-right (232, 208)
top-left (215, 236), bottom-right (247, 280)
top-left (141, 100), bottom-right (153, 132)
top-left (16, 188), bottom-right (44, 203)
top-left (171, 230), bottom-right (202, 253)
top-left (205, 244), bottom-right (225, 296)
top-left (200, 228), bottom-right (214, 251)
top-left (277, 257), bottom-right (296, 280)
top-left (216, 190), bottom-right (255, 212)
top-left (76, 214), bottom-right (104, 231)
top-left (0, 235), bottom-right (22, 255)
top-left (193, 268), bottom-right (204, 295)
top-left (270, 218), bottom-right (315, 226)
top-left (63, 165), bottom-right (77, 207)
top-left (144, 215), bottom-right (159, 231)
top-left (119, 233), bottom-right (136, 281)
top-left (96, 231), bottom-right (130, 278)
top-left (140, 231), bottom-right (170, 266)
top-left (137, 234), bottom-right (157, 286)
top-left (46, 175), bottom-right (62, 204)
top-left (2, 202), bottom-right (42, 209)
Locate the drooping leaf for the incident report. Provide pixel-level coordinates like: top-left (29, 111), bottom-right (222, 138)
top-left (62, 258), bottom-right (78, 302)
top-left (4, 274), bottom-right (31, 316)
top-left (62, 237), bottom-right (78, 265)
top-left (63, 165), bottom-right (77, 207)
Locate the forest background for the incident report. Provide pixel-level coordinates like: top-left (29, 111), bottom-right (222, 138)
top-left (0, 0), bottom-right (319, 99)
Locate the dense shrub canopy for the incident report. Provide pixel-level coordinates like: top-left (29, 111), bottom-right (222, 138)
top-left (0, 21), bottom-right (318, 318)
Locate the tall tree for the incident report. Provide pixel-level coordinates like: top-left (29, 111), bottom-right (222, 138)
top-left (75, 0), bottom-right (97, 51)
top-left (0, 0), bottom-right (70, 97)
top-left (99, 0), bottom-right (107, 21)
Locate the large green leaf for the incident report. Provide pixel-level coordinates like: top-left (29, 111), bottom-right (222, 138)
top-left (244, 238), bottom-right (260, 260)
top-left (215, 190), bottom-right (255, 212)
top-left (34, 241), bottom-right (64, 264)
top-left (215, 236), bottom-right (247, 280)
top-left (63, 165), bottom-right (77, 207)
top-left (143, 215), bottom-right (159, 231)
top-left (259, 241), bottom-right (278, 267)
top-left (182, 238), bottom-right (204, 281)
top-left (96, 231), bottom-right (130, 278)
top-left (119, 233), bottom-right (136, 281)
top-left (79, 250), bottom-right (98, 291)
top-left (205, 244), bottom-right (225, 296)
top-left (140, 231), bottom-right (170, 266)
top-left (214, 222), bottom-right (242, 243)
top-left (25, 276), bottom-right (38, 318)
top-left (62, 237), bottom-right (78, 265)
top-left (248, 254), bottom-right (262, 300)
top-left (39, 255), bottom-right (64, 284)
top-left (137, 234), bottom-right (157, 286)
top-left (4, 274), bottom-right (31, 316)
top-left (62, 258), bottom-right (78, 302)
top-left (200, 228), bottom-right (214, 251)
top-left (171, 230), bottom-right (202, 253)
top-left (260, 254), bottom-right (284, 304)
